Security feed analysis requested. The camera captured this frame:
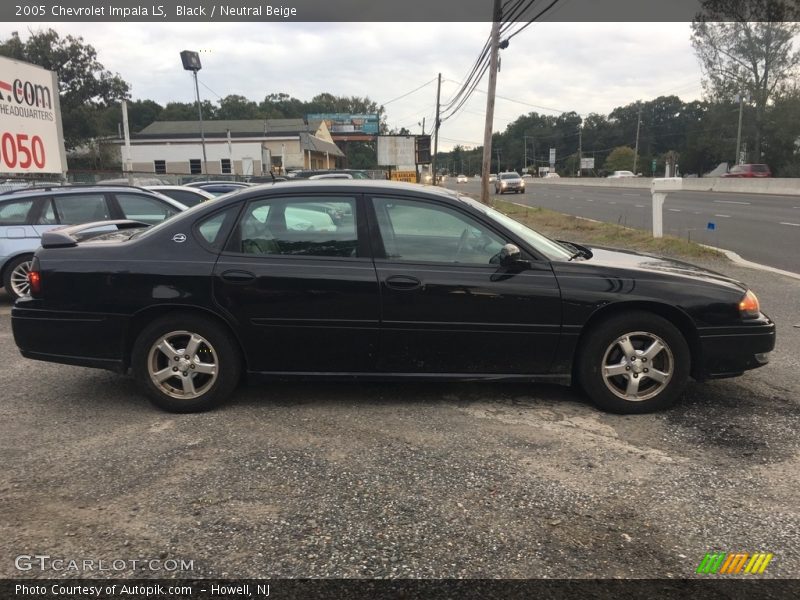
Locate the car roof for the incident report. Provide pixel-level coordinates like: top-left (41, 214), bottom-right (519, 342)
top-left (148, 185), bottom-right (215, 194)
top-left (0, 184), bottom-right (177, 199)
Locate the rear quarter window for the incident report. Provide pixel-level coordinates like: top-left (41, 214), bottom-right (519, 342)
top-left (0, 199), bottom-right (35, 225)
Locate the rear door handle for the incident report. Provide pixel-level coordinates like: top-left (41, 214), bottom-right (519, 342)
top-left (385, 275), bottom-right (423, 291)
top-left (220, 269), bottom-right (256, 283)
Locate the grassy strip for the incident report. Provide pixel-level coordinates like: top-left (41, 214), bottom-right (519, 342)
top-left (492, 199), bottom-right (726, 261)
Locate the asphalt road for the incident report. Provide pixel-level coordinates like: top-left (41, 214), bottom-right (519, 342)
top-left (1, 260), bottom-right (799, 581)
top-left (444, 180), bottom-right (800, 274)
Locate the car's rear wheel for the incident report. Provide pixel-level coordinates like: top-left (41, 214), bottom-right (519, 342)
top-left (132, 315), bottom-right (241, 412)
top-left (3, 254), bottom-right (33, 301)
top-left (578, 311), bottom-right (690, 413)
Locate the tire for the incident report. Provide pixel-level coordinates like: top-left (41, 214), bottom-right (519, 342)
top-left (132, 314), bottom-right (241, 412)
top-left (3, 254), bottom-right (34, 301)
top-left (577, 311), bottom-right (690, 414)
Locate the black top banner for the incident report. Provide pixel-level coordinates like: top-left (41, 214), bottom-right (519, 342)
top-left (2, 0), bottom-right (797, 22)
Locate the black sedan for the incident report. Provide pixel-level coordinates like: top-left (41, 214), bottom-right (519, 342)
top-left (12, 180), bottom-right (775, 414)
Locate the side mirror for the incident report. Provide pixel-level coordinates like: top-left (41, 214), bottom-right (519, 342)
top-left (499, 243), bottom-right (530, 269)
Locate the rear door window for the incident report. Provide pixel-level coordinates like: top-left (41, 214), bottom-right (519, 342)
top-left (53, 194), bottom-right (110, 224)
top-left (229, 196), bottom-right (358, 258)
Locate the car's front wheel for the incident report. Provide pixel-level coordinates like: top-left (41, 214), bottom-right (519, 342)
top-left (578, 311), bottom-right (690, 413)
top-left (132, 315), bottom-right (241, 412)
top-left (3, 254), bottom-right (34, 301)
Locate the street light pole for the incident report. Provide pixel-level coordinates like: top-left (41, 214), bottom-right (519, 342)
top-left (180, 50), bottom-right (208, 178)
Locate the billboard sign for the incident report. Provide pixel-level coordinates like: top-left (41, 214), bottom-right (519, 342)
top-left (0, 56), bottom-right (66, 174)
top-left (549, 148), bottom-right (556, 168)
top-left (580, 157), bottom-right (594, 169)
top-left (377, 136), bottom-right (416, 170)
top-left (307, 113), bottom-right (380, 135)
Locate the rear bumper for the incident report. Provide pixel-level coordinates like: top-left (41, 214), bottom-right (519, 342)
top-left (12, 302), bottom-right (127, 373)
top-left (696, 318), bottom-right (776, 379)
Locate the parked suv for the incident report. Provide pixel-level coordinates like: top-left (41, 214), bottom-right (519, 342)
top-left (495, 171), bottom-right (525, 194)
top-left (721, 164), bottom-right (772, 178)
top-left (0, 185), bottom-right (186, 300)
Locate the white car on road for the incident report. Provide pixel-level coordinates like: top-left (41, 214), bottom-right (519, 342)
top-left (607, 170), bottom-right (636, 178)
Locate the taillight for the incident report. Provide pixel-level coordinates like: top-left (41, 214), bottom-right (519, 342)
top-left (739, 289), bottom-right (760, 318)
top-left (28, 257), bottom-right (41, 297)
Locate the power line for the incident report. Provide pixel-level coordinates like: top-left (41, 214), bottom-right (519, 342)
top-left (381, 77), bottom-right (438, 106)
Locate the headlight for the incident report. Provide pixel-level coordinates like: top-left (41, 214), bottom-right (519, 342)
top-left (739, 289), bottom-right (761, 318)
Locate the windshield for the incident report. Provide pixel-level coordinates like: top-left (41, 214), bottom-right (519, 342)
top-left (500, 172), bottom-right (520, 179)
top-left (456, 194), bottom-right (574, 260)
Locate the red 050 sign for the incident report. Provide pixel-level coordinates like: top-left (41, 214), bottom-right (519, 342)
top-left (0, 132), bottom-right (46, 170)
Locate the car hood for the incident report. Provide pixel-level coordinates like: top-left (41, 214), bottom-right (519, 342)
top-left (566, 245), bottom-right (746, 292)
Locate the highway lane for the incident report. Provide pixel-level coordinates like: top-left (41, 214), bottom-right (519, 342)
top-left (443, 179), bottom-right (800, 273)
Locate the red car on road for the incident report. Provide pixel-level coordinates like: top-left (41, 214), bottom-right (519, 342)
top-left (722, 164), bottom-right (772, 177)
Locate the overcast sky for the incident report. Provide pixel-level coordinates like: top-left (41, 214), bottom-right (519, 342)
top-left (0, 21), bottom-right (706, 150)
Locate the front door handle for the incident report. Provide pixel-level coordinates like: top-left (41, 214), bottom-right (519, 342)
top-left (385, 275), bottom-right (423, 291)
top-left (220, 269), bottom-right (256, 283)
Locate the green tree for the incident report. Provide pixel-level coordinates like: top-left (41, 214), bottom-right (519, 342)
top-left (0, 29), bottom-right (130, 149)
top-left (217, 94), bottom-right (260, 120)
top-left (691, 1), bottom-right (800, 157)
top-left (604, 146), bottom-right (636, 172)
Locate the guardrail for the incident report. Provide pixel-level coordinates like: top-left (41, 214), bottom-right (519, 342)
top-left (533, 177), bottom-right (800, 196)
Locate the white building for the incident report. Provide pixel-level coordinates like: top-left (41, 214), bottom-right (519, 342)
top-left (124, 118), bottom-right (345, 176)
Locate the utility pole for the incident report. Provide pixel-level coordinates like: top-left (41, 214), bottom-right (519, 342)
top-left (431, 73), bottom-right (442, 185)
top-left (735, 92), bottom-right (745, 164)
top-left (496, 148), bottom-right (501, 173)
top-left (420, 117), bottom-right (426, 135)
top-left (481, 0), bottom-right (502, 204)
top-left (577, 126), bottom-right (582, 177)
top-left (633, 102), bottom-right (642, 175)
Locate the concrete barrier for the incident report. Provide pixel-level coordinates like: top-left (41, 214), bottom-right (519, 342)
top-left (534, 177), bottom-right (800, 196)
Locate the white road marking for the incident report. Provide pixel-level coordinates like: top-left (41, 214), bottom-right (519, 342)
top-left (622, 193), bottom-right (640, 197)
top-left (609, 201), bottom-right (617, 204)
top-left (780, 222), bottom-right (800, 227)
top-left (586, 198), bottom-right (594, 202)
top-left (714, 214), bottom-right (731, 218)
top-left (668, 208), bottom-right (681, 212)
top-left (713, 200), bottom-right (751, 205)
top-left (634, 204), bottom-right (645, 208)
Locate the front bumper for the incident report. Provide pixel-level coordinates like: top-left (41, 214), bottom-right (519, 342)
top-left (696, 317), bottom-right (776, 379)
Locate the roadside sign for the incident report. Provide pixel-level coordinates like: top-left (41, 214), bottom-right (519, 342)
top-left (549, 148), bottom-right (556, 168)
top-left (707, 222), bottom-right (716, 231)
top-left (0, 56), bottom-right (66, 175)
top-left (390, 170), bottom-right (417, 183)
top-left (580, 157), bottom-right (594, 169)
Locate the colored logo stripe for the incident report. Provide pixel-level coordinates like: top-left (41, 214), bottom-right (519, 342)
top-left (745, 553), bottom-right (774, 574)
top-left (697, 552), bottom-right (726, 574)
top-left (697, 552), bottom-right (773, 574)
top-left (0, 80), bottom-right (11, 92)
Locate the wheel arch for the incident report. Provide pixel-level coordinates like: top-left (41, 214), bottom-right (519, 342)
top-left (572, 301), bottom-right (702, 381)
top-left (123, 305), bottom-right (248, 374)
top-left (1, 251), bottom-right (35, 287)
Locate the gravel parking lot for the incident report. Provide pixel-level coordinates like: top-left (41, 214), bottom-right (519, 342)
top-left (1, 260), bottom-right (798, 580)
